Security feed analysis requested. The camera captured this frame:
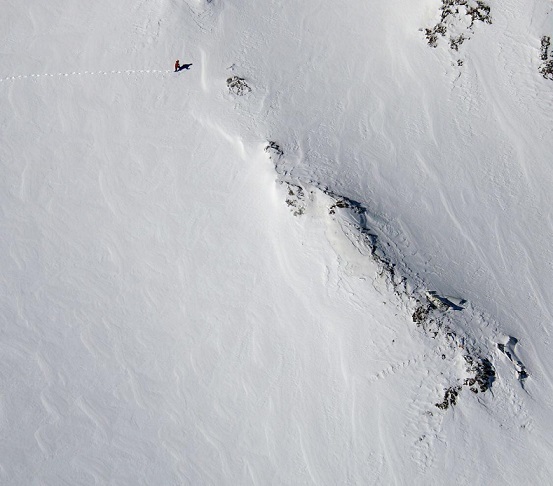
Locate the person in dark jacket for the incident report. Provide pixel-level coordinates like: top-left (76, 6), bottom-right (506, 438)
top-left (174, 60), bottom-right (180, 72)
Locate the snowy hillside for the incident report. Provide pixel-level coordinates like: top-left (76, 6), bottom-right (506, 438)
top-left (2, 0), bottom-right (553, 484)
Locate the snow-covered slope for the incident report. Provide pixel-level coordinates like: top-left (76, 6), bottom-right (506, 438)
top-left (2, 0), bottom-right (553, 483)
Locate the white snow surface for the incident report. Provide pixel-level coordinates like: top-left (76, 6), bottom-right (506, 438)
top-left (2, 0), bottom-right (553, 484)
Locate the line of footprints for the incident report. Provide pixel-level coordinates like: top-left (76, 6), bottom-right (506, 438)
top-left (0, 69), bottom-right (172, 83)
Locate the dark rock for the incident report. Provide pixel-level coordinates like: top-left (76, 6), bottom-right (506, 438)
top-left (539, 36), bottom-right (553, 80)
top-left (227, 76), bottom-right (251, 96)
top-left (436, 386), bottom-right (462, 410)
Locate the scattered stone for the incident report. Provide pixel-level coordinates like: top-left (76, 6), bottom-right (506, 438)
top-left (227, 76), bottom-right (251, 96)
top-left (450, 34), bottom-right (466, 51)
top-left (430, 350), bottom-right (495, 408)
top-left (425, 23), bottom-right (447, 48)
top-left (540, 36), bottom-right (550, 61)
top-left (265, 141), bottom-right (283, 159)
top-left (539, 36), bottom-right (553, 80)
top-left (284, 183), bottom-right (306, 216)
top-left (464, 355), bottom-right (495, 392)
top-left (412, 304), bottom-right (431, 325)
top-left (328, 196), bottom-right (363, 215)
top-left (424, 0), bottom-right (491, 51)
top-left (436, 386), bottom-right (462, 410)
top-left (466, 1), bottom-right (492, 26)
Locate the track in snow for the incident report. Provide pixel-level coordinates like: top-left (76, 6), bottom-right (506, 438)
top-left (0, 69), bottom-right (172, 83)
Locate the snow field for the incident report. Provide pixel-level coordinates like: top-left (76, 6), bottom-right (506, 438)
top-left (0, 68), bottom-right (450, 482)
top-left (2, 0), bottom-right (553, 483)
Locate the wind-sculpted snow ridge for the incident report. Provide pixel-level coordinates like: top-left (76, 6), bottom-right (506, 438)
top-left (265, 142), bottom-right (526, 411)
top-left (498, 336), bottom-right (529, 385)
